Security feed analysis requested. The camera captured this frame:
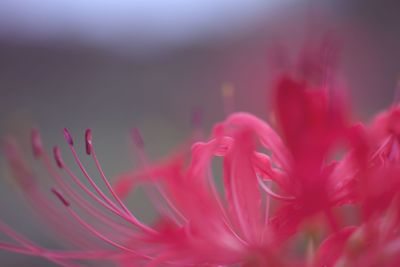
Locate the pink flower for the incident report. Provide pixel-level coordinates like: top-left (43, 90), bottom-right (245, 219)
top-left (1, 123), bottom-right (294, 266)
top-left (1, 76), bottom-right (353, 266)
top-left (1, 39), bottom-right (400, 267)
top-left (315, 204), bottom-right (400, 267)
top-left (314, 104), bottom-right (400, 267)
top-left (260, 75), bottom-right (356, 239)
top-left (0, 79), bottom-right (356, 266)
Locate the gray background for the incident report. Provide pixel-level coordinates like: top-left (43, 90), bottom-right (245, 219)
top-left (0, 0), bottom-right (399, 266)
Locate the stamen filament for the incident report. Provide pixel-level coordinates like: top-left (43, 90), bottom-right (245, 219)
top-left (257, 176), bottom-right (295, 201)
top-left (131, 128), bottom-right (188, 225)
top-left (40, 150), bottom-right (136, 236)
top-left (54, 145), bottom-right (156, 235)
top-left (88, 129), bottom-right (134, 216)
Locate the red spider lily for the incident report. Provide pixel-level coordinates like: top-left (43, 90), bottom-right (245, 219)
top-left (253, 75), bottom-right (356, 239)
top-left (1, 41), bottom-right (400, 267)
top-left (0, 123), bottom-right (299, 266)
top-left (315, 200), bottom-right (400, 267)
top-left (314, 104), bottom-right (400, 267)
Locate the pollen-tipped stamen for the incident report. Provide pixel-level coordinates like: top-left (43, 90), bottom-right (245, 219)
top-left (130, 128), bottom-right (188, 225)
top-left (87, 128), bottom-right (136, 215)
top-left (39, 149), bottom-right (138, 237)
top-left (53, 146), bottom-right (64, 169)
top-left (53, 145), bottom-right (132, 216)
top-left (63, 129), bottom-right (129, 212)
top-left (67, 207), bottom-right (152, 259)
top-left (0, 220), bottom-right (80, 267)
top-left (51, 187), bottom-right (70, 207)
top-left (63, 128), bottom-right (74, 146)
top-left (60, 154), bottom-right (154, 234)
top-left (131, 128), bottom-right (145, 149)
top-left (50, 188), bottom-right (152, 259)
top-left (31, 129), bottom-right (43, 158)
top-left (3, 138), bottom-right (36, 189)
top-left (85, 129), bottom-right (93, 155)
top-left (61, 130), bottom-right (156, 235)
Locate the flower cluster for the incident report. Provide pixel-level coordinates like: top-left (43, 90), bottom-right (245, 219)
top-left (2, 51), bottom-right (400, 267)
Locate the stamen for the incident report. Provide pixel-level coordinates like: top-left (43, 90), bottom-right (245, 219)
top-left (60, 154), bottom-right (154, 234)
top-left (145, 250), bottom-right (179, 267)
top-left (261, 191), bottom-right (271, 244)
top-left (40, 151), bottom-right (138, 237)
top-left (63, 128), bottom-right (74, 146)
top-left (230, 165), bottom-right (252, 241)
top-left (0, 244), bottom-right (81, 267)
top-left (0, 220), bottom-right (85, 266)
top-left (206, 166), bottom-right (248, 246)
top-left (51, 187), bottom-right (70, 207)
top-left (53, 146), bottom-right (64, 169)
top-left (85, 129), bottom-right (93, 155)
top-left (370, 135), bottom-right (392, 163)
top-left (4, 142), bottom-right (94, 247)
top-left (63, 132), bottom-right (125, 211)
top-left (320, 36), bottom-right (338, 91)
top-left (88, 129), bottom-right (135, 215)
top-left (47, 191), bottom-right (151, 259)
top-left (257, 176), bottom-right (295, 201)
top-left (50, 188), bottom-right (152, 258)
top-left (3, 138), bottom-right (36, 189)
top-left (191, 139), bottom-right (247, 246)
top-left (130, 128), bottom-right (188, 224)
top-left (131, 128), bottom-right (144, 149)
top-left (264, 188), bottom-right (271, 224)
top-left (0, 219), bottom-right (39, 252)
top-left (0, 242), bottom-right (119, 260)
top-left (66, 208), bottom-right (152, 259)
top-left (28, 187), bottom-right (93, 248)
top-left (31, 129), bottom-right (43, 158)
top-left (59, 130), bottom-right (156, 235)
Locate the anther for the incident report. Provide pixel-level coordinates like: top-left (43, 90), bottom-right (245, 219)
top-left (131, 128), bottom-right (144, 149)
top-left (31, 129), bottom-right (43, 158)
top-left (85, 129), bottom-right (93, 155)
top-left (51, 187), bottom-right (70, 207)
top-left (63, 128), bottom-right (74, 146)
top-left (53, 146), bottom-right (64, 169)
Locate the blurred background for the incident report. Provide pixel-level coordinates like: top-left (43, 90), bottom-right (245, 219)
top-left (0, 0), bottom-right (399, 266)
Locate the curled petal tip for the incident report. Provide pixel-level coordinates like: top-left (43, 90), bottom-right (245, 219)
top-left (131, 128), bottom-right (144, 148)
top-left (85, 129), bottom-right (93, 155)
top-left (51, 188), bottom-right (70, 207)
top-left (53, 146), bottom-right (64, 169)
top-left (63, 128), bottom-right (74, 146)
top-left (31, 129), bottom-right (43, 158)
top-left (212, 123), bottom-right (225, 137)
